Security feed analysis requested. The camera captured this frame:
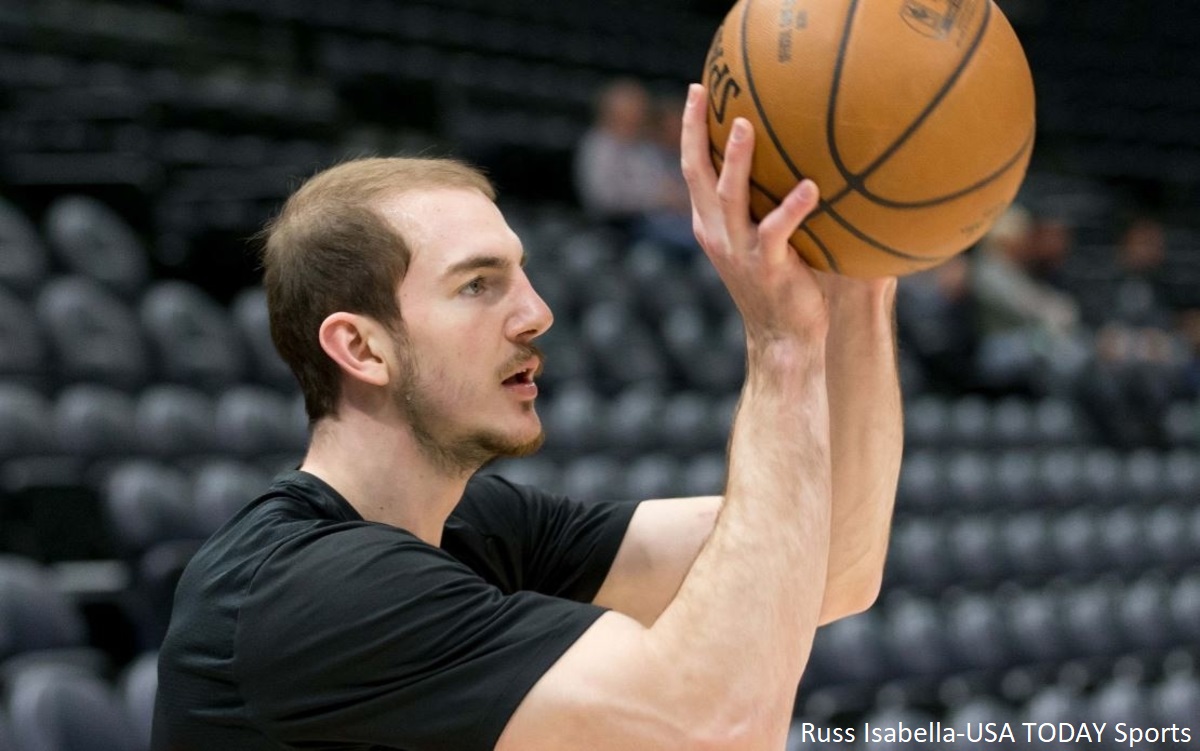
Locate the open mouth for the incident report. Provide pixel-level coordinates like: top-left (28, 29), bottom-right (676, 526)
top-left (502, 367), bottom-right (535, 386)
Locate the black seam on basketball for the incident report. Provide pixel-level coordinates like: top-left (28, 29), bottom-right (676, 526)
top-left (852, 125), bottom-right (1035, 209)
top-left (826, 0), bottom-right (994, 206)
top-left (729, 0), bottom-right (835, 213)
top-left (710, 142), bottom-right (841, 273)
top-left (800, 225), bottom-right (842, 273)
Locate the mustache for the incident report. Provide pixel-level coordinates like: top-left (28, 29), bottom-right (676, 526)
top-left (497, 343), bottom-right (545, 380)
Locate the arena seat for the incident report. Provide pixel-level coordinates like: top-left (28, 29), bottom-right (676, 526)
top-left (602, 383), bottom-right (665, 455)
top-left (999, 511), bottom-right (1056, 579)
top-left (52, 384), bottom-right (138, 464)
top-left (133, 385), bottom-right (216, 463)
top-left (0, 384), bottom-right (56, 463)
top-left (1005, 586), bottom-right (1068, 665)
top-left (0, 288), bottom-right (45, 389)
top-left (881, 595), bottom-right (949, 678)
top-left (101, 460), bottom-right (197, 556)
top-left (42, 195), bottom-right (149, 297)
top-left (5, 663), bottom-right (139, 751)
top-left (1153, 669), bottom-right (1200, 729)
top-left (118, 650), bottom-right (158, 751)
top-left (1117, 574), bottom-right (1175, 652)
top-left (0, 556), bottom-right (88, 661)
top-left (0, 200), bottom-right (49, 297)
top-left (559, 454), bottom-right (623, 502)
top-left (213, 385), bottom-right (302, 459)
top-left (190, 459), bottom-right (269, 537)
top-left (540, 381), bottom-right (605, 456)
top-left (622, 453), bottom-right (680, 501)
top-left (945, 697), bottom-right (1018, 750)
top-left (678, 452), bottom-right (725, 498)
top-left (139, 280), bottom-right (244, 392)
top-left (229, 287), bottom-right (295, 392)
top-left (36, 277), bottom-right (148, 391)
top-left (944, 593), bottom-right (1011, 672)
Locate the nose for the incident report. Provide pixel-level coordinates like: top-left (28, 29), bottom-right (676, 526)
top-left (508, 272), bottom-right (554, 343)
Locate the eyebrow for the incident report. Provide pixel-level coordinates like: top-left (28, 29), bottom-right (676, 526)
top-left (443, 251), bottom-right (528, 278)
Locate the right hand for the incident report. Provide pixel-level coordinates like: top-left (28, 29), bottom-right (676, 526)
top-left (679, 83), bottom-right (829, 351)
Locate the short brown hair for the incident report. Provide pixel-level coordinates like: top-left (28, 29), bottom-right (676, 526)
top-left (261, 157), bottom-right (496, 424)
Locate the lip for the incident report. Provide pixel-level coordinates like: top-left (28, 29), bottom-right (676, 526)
top-left (501, 358), bottom-right (541, 400)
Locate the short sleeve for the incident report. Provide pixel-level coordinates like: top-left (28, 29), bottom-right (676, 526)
top-left (236, 525), bottom-right (605, 751)
top-left (447, 475), bottom-right (640, 601)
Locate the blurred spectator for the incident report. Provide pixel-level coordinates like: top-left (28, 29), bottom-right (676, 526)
top-left (573, 79), bottom-right (695, 257)
top-left (897, 254), bottom-right (980, 394)
top-left (1077, 212), bottom-right (1187, 447)
top-left (970, 204), bottom-right (1090, 395)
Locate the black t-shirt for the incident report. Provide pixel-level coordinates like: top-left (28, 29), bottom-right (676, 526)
top-left (153, 470), bottom-right (639, 751)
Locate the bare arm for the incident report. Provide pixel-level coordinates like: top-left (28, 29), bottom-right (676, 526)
top-left (593, 264), bottom-right (902, 632)
top-left (496, 86), bottom-right (832, 751)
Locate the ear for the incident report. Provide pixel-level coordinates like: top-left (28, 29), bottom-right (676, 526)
top-left (317, 312), bottom-right (393, 388)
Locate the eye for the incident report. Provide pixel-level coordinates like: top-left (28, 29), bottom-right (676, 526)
top-left (461, 277), bottom-right (487, 297)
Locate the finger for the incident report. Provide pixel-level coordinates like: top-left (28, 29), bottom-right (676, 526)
top-left (757, 179), bottom-right (820, 263)
top-left (679, 84), bottom-right (721, 224)
top-left (714, 118), bottom-right (757, 245)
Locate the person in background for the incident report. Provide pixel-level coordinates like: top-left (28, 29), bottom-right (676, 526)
top-left (574, 80), bottom-right (697, 257)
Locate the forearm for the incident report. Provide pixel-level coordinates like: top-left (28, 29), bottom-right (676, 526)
top-left (649, 342), bottom-right (832, 739)
top-left (820, 278), bottom-right (903, 621)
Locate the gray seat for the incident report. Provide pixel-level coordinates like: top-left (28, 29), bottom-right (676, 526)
top-left (191, 460), bottom-right (269, 537)
top-left (52, 384), bottom-right (138, 461)
top-left (0, 288), bottom-right (46, 387)
top-left (134, 385), bottom-right (216, 462)
top-left (118, 651), bottom-right (158, 751)
top-left (139, 280), bottom-right (243, 392)
top-left (946, 697), bottom-right (1018, 750)
top-left (6, 663), bottom-right (139, 751)
top-left (623, 454), bottom-right (680, 500)
top-left (0, 556), bottom-right (87, 661)
top-left (213, 385), bottom-right (302, 458)
top-left (1152, 671), bottom-right (1200, 730)
top-left (230, 287), bottom-right (295, 391)
top-left (541, 381), bottom-right (604, 455)
top-left (882, 595), bottom-right (948, 677)
top-left (602, 384), bottom-right (665, 455)
top-left (944, 593), bottom-right (1011, 671)
top-left (559, 455), bottom-right (623, 502)
top-left (0, 385), bottom-right (56, 462)
top-left (42, 195), bottom-right (149, 297)
top-left (0, 199), bottom-right (49, 296)
top-left (36, 276), bottom-right (148, 391)
top-left (1005, 586), bottom-right (1067, 664)
top-left (102, 460), bottom-right (197, 556)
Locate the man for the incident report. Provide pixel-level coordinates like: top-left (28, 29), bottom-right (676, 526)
top-left (153, 83), bottom-right (902, 750)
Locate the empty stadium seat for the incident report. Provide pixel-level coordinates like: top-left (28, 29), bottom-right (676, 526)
top-left (139, 280), bottom-right (244, 391)
top-left (42, 195), bottom-right (149, 297)
top-left (0, 287), bottom-right (46, 388)
top-left (101, 460), bottom-right (197, 556)
top-left (5, 663), bottom-right (139, 751)
top-left (36, 276), bottom-right (148, 391)
top-left (133, 385), bottom-right (216, 462)
top-left (0, 556), bottom-right (88, 661)
top-left (118, 651), bottom-right (158, 751)
top-left (229, 286), bottom-right (296, 391)
top-left (0, 199), bottom-right (49, 296)
top-left (52, 384), bottom-right (138, 463)
top-left (191, 459), bottom-right (269, 537)
top-left (213, 384), bottom-right (302, 458)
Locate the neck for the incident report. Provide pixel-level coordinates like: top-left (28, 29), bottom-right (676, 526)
top-left (299, 406), bottom-right (477, 547)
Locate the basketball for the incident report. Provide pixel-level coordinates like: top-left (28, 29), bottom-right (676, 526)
top-left (701, 0), bottom-right (1036, 277)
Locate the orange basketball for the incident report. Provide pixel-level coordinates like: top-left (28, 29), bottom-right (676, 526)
top-left (701, 0), bottom-right (1036, 277)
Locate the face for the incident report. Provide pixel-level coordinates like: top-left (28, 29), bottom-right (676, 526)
top-left (377, 188), bottom-right (553, 473)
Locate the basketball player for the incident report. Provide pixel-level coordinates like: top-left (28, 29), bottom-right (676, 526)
top-left (153, 83), bottom-right (902, 750)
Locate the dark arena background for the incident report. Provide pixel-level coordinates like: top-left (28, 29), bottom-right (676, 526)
top-left (1, 0), bottom-right (1199, 748)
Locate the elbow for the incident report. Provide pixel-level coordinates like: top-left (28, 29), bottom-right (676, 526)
top-left (819, 566), bottom-right (884, 625)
